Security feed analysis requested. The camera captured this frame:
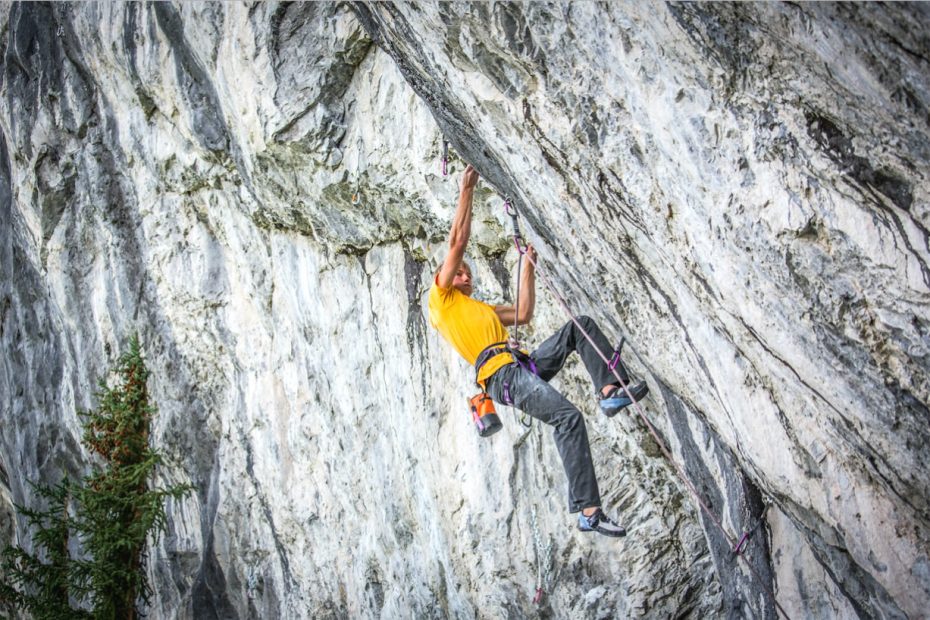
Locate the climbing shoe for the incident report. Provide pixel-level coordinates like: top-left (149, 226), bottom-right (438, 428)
top-left (578, 508), bottom-right (627, 537)
top-left (599, 381), bottom-right (649, 417)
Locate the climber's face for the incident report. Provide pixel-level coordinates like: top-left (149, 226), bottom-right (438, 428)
top-left (452, 262), bottom-right (473, 297)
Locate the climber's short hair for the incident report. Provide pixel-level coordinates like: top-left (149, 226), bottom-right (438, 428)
top-left (434, 259), bottom-right (472, 282)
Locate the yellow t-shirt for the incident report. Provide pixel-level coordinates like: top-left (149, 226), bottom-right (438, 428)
top-left (428, 276), bottom-right (514, 386)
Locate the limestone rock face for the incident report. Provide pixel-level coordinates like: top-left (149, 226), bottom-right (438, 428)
top-left (1, 2), bottom-right (927, 618)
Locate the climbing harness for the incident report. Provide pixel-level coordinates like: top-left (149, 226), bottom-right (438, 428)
top-left (470, 341), bottom-right (537, 436)
top-left (474, 342), bottom-right (538, 381)
top-left (500, 198), bottom-right (792, 620)
top-left (441, 139), bottom-right (450, 177)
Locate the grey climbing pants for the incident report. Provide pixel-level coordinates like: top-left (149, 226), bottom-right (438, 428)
top-left (484, 316), bottom-right (630, 513)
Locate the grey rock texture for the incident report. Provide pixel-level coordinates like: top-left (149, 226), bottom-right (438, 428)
top-left (0, 2), bottom-right (927, 618)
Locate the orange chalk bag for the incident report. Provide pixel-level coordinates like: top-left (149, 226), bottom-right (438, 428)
top-left (469, 392), bottom-right (502, 437)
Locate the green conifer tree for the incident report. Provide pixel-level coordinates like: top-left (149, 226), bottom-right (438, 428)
top-left (1, 335), bottom-right (190, 619)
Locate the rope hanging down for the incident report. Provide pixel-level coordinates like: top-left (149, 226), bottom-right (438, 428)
top-left (505, 198), bottom-right (532, 429)
top-left (500, 198), bottom-right (791, 620)
top-left (504, 198), bottom-right (525, 348)
top-left (531, 505), bottom-right (553, 604)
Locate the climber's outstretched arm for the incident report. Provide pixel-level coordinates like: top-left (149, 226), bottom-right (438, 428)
top-left (437, 164), bottom-right (480, 289)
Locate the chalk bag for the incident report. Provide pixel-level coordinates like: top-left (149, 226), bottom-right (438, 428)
top-left (469, 392), bottom-right (502, 437)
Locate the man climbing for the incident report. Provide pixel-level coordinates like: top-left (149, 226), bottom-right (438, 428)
top-left (428, 164), bottom-right (650, 538)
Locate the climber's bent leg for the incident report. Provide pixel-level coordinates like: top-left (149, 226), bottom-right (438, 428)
top-left (530, 315), bottom-right (630, 389)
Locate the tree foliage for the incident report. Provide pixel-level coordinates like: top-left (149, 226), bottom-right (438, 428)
top-left (1, 335), bottom-right (191, 619)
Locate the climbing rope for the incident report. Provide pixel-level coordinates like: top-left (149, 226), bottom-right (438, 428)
top-left (505, 198), bottom-right (532, 428)
top-left (505, 198), bottom-right (524, 347)
top-left (501, 198), bottom-right (792, 620)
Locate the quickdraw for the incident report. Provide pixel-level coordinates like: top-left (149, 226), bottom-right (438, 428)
top-left (608, 338), bottom-right (626, 372)
top-left (733, 503), bottom-right (770, 556)
top-left (441, 140), bottom-right (449, 176)
top-left (504, 198), bottom-right (528, 255)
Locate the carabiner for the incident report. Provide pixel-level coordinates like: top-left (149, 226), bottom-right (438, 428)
top-left (504, 198), bottom-right (517, 217)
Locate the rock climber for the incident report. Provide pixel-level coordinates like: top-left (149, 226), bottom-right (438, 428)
top-left (428, 163), bottom-right (650, 537)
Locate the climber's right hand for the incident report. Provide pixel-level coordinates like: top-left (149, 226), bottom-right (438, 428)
top-left (460, 164), bottom-right (479, 192)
